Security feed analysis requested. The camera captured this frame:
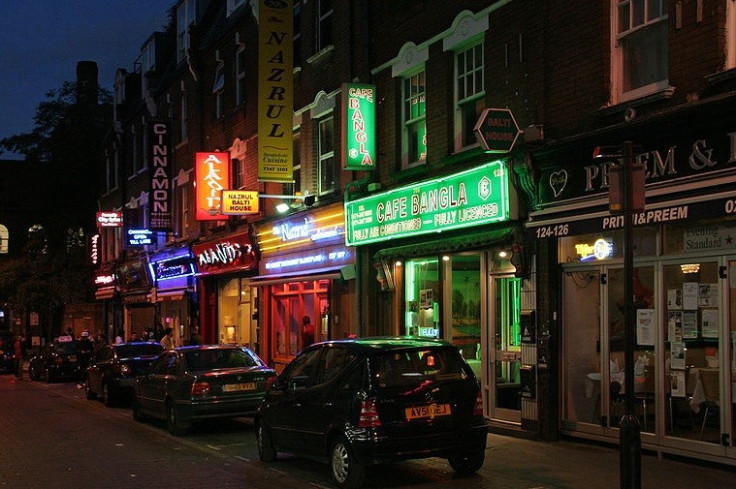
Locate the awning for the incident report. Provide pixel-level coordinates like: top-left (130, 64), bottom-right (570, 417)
top-left (372, 223), bottom-right (518, 262)
top-left (249, 266), bottom-right (344, 287)
top-left (95, 287), bottom-right (116, 300)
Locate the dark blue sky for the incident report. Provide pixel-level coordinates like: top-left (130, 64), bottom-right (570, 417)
top-left (0, 1), bottom-right (175, 159)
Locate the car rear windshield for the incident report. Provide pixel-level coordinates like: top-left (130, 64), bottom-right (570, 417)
top-left (116, 344), bottom-right (163, 358)
top-left (373, 347), bottom-right (472, 388)
top-left (184, 348), bottom-right (261, 371)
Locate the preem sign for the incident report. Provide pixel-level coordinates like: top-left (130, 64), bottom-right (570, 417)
top-left (342, 83), bottom-right (375, 170)
top-left (345, 161), bottom-right (509, 246)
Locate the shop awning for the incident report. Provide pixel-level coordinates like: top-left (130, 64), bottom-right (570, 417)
top-left (248, 266), bottom-right (345, 287)
top-left (372, 223), bottom-right (518, 262)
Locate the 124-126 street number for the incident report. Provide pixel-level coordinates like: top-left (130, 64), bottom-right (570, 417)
top-left (535, 224), bottom-right (569, 238)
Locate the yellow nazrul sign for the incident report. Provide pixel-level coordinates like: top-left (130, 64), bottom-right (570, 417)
top-left (258, 0), bottom-right (293, 183)
top-left (221, 190), bottom-right (260, 215)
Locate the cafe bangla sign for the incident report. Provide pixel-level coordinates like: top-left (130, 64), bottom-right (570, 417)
top-left (342, 83), bottom-right (375, 170)
top-left (345, 160), bottom-right (509, 246)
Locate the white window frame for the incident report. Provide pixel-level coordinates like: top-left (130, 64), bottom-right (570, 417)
top-left (227, 0), bottom-right (246, 17)
top-left (316, 0), bottom-right (333, 52)
top-left (213, 60), bottom-right (225, 119)
top-left (612, 0), bottom-right (669, 103)
top-left (180, 92), bottom-right (189, 143)
top-left (453, 41), bottom-right (485, 152)
top-left (401, 69), bottom-right (427, 169)
top-left (235, 45), bottom-right (246, 105)
top-left (293, 1), bottom-right (302, 67)
top-left (285, 131), bottom-right (301, 196)
top-left (177, 0), bottom-right (197, 64)
top-left (317, 116), bottom-right (335, 196)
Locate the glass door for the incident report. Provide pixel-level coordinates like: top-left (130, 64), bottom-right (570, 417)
top-left (491, 275), bottom-right (522, 422)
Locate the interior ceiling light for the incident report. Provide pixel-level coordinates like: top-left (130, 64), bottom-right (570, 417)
top-left (276, 202), bottom-right (290, 213)
top-left (680, 263), bottom-right (700, 274)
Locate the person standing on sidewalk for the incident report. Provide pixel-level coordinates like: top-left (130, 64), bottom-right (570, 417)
top-left (160, 327), bottom-right (175, 350)
top-left (12, 334), bottom-right (25, 380)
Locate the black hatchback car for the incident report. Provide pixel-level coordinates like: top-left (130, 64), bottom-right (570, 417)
top-left (85, 341), bottom-right (164, 406)
top-left (254, 337), bottom-right (487, 489)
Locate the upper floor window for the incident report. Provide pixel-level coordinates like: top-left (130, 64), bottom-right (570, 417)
top-left (141, 39), bottom-right (156, 74)
top-left (177, 0), bottom-right (198, 64)
top-left (227, 0), bottom-right (246, 17)
top-left (454, 42), bottom-right (485, 151)
top-left (614, 0), bottom-right (669, 102)
top-left (213, 60), bottom-right (225, 119)
top-left (318, 117), bottom-right (335, 195)
top-left (402, 69), bottom-right (427, 168)
top-left (235, 45), bottom-right (246, 106)
top-left (284, 131), bottom-right (301, 196)
top-left (316, 0), bottom-right (333, 52)
top-left (180, 92), bottom-right (189, 143)
top-left (293, 1), bottom-right (302, 68)
top-left (232, 158), bottom-right (246, 190)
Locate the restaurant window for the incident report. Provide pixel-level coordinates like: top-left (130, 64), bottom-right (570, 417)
top-left (404, 258), bottom-right (440, 338)
top-left (402, 69), bottom-right (427, 169)
top-left (454, 42), bottom-right (484, 151)
top-left (284, 131), bottom-right (301, 196)
top-left (613, 0), bottom-right (669, 102)
top-left (558, 228), bottom-right (657, 263)
top-left (449, 254), bottom-right (482, 371)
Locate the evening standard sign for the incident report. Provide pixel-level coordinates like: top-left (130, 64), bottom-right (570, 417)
top-left (345, 161), bottom-right (509, 246)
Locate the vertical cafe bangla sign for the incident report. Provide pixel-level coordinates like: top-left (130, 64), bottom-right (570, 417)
top-left (344, 161), bottom-right (509, 246)
top-left (342, 83), bottom-right (376, 170)
top-left (258, 0), bottom-right (293, 182)
top-left (149, 121), bottom-right (172, 230)
top-left (195, 152), bottom-right (231, 220)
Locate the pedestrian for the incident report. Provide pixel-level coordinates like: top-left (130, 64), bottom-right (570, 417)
top-left (301, 315), bottom-right (315, 349)
top-left (160, 327), bottom-right (175, 350)
top-left (189, 326), bottom-right (203, 346)
top-left (12, 334), bottom-right (25, 380)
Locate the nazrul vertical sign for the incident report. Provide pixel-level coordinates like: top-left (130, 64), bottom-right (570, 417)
top-left (149, 120), bottom-right (172, 230)
top-left (258, 0), bottom-right (294, 182)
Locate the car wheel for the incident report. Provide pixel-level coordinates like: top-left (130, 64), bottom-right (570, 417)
top-left (256, 421), bottom-right (277, 462)
top-left (85, 379), bottom-right (96, 400)
top-left (102, 381), bottom-right (115, 407)
top-left (132, 395), bottom-right (145, 422)
top-left (448, 449), bottom-right (485, 476)
top-left (166, 401), bottom-right (187, 436)
top-left (330, 436), bottom-right (365, 489)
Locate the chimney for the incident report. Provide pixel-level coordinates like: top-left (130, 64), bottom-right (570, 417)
top-left (76, 61), bottom-right (99, 107)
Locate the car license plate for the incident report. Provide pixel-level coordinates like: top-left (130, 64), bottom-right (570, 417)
top-left (223, 382), bottom-right (256, 392)
top-left (405, 403), bottom-right (451, 420)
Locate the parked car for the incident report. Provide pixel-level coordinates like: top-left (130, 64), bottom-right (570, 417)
top-left (132, 345), bottom-right (276, 436)
top-left (254, 337), bottom-right (488, 489)
top-left (28, 336), bottom-right (81, 382)
top-left (85, 341), bottom-right (164, 406)
top-left (0, 330), bottom-right (15, 374)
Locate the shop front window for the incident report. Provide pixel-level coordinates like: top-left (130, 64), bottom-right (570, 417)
top-left (558, 228), bottom-right (656, 263)
top-left (404, 258), bottom-right (440, 338)
top-left (450, 255), bottom-right (482, 368)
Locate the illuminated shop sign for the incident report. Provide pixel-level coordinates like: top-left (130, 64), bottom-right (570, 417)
top-left (342, 83), bottom-right (376, 170)
top-left (149, 255), bottom-right (195, 282)
top-left (192, 232), bottom-right (257, 275)
top-left (195, 152), bottom-right (231, 220)
top-left (221, 190), bottom-right (259, 215)
top-left (125, 228), bottom-right (156, 247)
top-left (94, 273), bottom-right (116, 286)
top-left (576, 238), bottom-right (613, 260)
top-left (89, 233), bottom-right (100, 266)
top-left (345, 160), bottom-right (509, 246)
top-left (149, 121), bottom-right (172, 230)
top-left (256, 204), bottom-right (346, 255)
top-left (97, 211), bottom-right (122, 227)
top-left (262, 244), bottom-right (353, 273)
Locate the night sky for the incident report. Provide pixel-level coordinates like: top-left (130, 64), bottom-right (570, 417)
top-left (0, 1), bottom-right (175, 160)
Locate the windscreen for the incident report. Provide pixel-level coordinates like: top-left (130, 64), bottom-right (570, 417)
top-left (373, 347), bottom-right (472, 388)
top-left (184, 348), bottom-right (261, 371)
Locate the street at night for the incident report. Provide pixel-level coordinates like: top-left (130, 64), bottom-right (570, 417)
top-left (1, 374), bottom-right (733, 489)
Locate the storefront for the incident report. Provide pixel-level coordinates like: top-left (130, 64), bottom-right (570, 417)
top-left (148, 245), bottom-right (197, 346)
top-left (117, 258), bottom-right (155, 342)
top-left (192, 230), bottom-right (258, 348)
top-left (345, 160), bottom-right (528, 424)
top-left (252, 202), bottom-right (356, 372)
top-left (93, 265), bottom-right (120, 340)
top-left (527, 121), bottom-right (736, 462)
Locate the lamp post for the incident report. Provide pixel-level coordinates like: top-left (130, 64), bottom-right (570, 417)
top-left (610, 140), bottom-right (644, 488)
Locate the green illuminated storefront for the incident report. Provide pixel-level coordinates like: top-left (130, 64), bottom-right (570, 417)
top-left (345, 160), bottom-right (531, 424)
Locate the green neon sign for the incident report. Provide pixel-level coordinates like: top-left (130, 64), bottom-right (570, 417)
top-left (345, 160), bottom-right (509, 246)
top-left (342, 83), bottom-right (376, 170)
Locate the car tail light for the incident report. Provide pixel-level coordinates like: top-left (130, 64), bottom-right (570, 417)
top-left (191, 381), bottom-right (211, 396)
top-left (55, 357), bottom-right (63, 366)
top-left (358, 398), bottom-right (382, 428)
top-left (114, 364), bottom-right (131, 375)
top-left (473, 390), bottom-right (483, 417)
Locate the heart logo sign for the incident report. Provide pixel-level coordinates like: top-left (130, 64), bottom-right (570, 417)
top-left (549, 170), bottom-right (568, 198)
